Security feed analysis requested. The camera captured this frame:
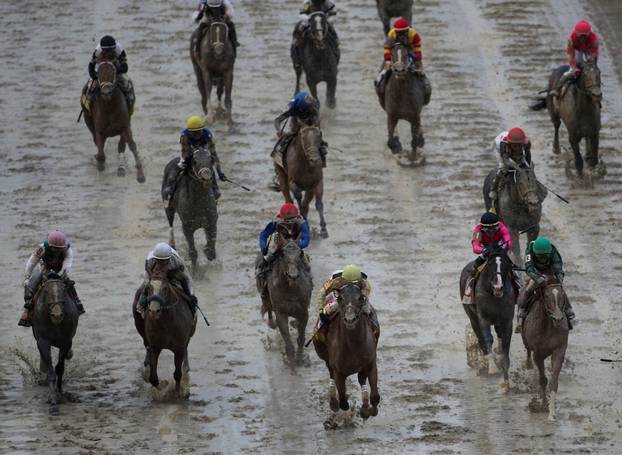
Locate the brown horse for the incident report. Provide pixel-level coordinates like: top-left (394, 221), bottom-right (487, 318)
top-left (377, 43), bottom-right (429, 165)
top-left (190, 20), bottom-right (236, 125)
top-left (82, 61), bottom-right (145, 182)
top-left (132, 278), bottom-right (196, 397)
top-left (531, 57), bottom-right (604, 184)
top-left (313, 283), bottom-right (380, 419)
top-left (264, 240), bottom-right (313, 365)
top-left (521, 277), bottom-right (570, 421)
top-left (276, 125), bottom-right (328, 238)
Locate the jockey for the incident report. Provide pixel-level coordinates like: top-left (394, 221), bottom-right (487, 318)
top-left (383, 18), bottom-right (423, 70)
top-left (19, 231), bottom-right (84, 327)
top-left (87, 35), bottom-right (134, 114)
top-left (489, 128), bottom-right (533, 203)
top-left (273, 91), bottom-right (327, 168)
top-left (316, 264), bottom-right (378, 329)
top-left (516, 237), bottom-right (574, 331)
top-left (255, 203), bottom-right (311, 306)
top-left (291, 0), bottom-right (339, 72)
top-left (551, 20), bottom-right (599, 97)
top-left (192, 0), bottom-right (239, 57)
top-left (142, 242), bottom-right (197, 314)
top-left (462, 211), bottom-right (513, 304)
top-left (162, 115), bottom-right (226, 206)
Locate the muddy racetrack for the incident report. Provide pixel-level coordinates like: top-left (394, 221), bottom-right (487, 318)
top-left (1, 0), bottom-right (622, 453)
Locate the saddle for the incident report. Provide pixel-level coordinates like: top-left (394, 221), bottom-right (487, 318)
top-left (271, 133), bottom-right (295, 170)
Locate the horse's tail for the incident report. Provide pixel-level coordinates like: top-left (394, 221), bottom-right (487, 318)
top-left (530, 95), bottom-right (547, 111)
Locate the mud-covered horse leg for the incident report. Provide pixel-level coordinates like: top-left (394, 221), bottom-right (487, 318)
top-left (204, 72), bottom-right (215, 125)
top-left (275, 311), bottom-right (295, 365)
top-left (358, 371), bottom-right (371, 418)
top-left (368, 361), bottom-right (380, 416)
top-left (276, 165), bottom-right (294, 203)
top-left (37, 338), bottom-right (59, 415)
top-left (117, 136), bottom-right (127, 177)
top-left (173, 348), bottom-right (185, 397)
top-left (509, 227), bottom-right (521, 266)
top-left (292, 187), bottom-right (304, 214)
top-left (203, 218), bottom-right (217, 262)
top-left (182, 224), bottom-right (199, 271)
top-left (534, 352), bottom-right (548, 410)
top-left (326, 74), bottom-right (337, 109)
top-left (525, 347), bottom-right (533, 369)
top-left (193, 61), bottom-right (208, 115)
top-left (327, 366), bottom-right (338, 412)
top-left (295, 313), bottom-right (308, 364)
top-left (148, 346), bottom-right (162, 388)
top-left (548, 346), bottom-right (566, 421)
top-left (306, 76), bottom-right (319, 104)
top-left (569, 133), bottom-right (584, 177)
top-left (409, 120), bottom-right (421, 163)
top-left (165, 206), bottom-right (176, 249)
top-left (300, 189), bottom-right (314, 223)
top-left (585, 134), bottom-right (599, 174)
top-left (94, 132), bottom-right (106, 171)
top-left (224, 69), bottom-right (234, 126)
top-left (335, 371), bottom-right (349, 411)
top-left (123, 128), bottom-right (145, 183)
top-left (495, 321), bottom-right (512, 390)
top-left (55, 344), bottom-right (71, 396)
top-left (387, 115), bottom-right (401, 154)
top-left (314, 180), bottom-right (328, 238)
top-left (479, 317), bottom-right (497, 374)
top-left (183, 346), bottom-right (191, 373)
top-left (551, 109), bottom-right (561, 155)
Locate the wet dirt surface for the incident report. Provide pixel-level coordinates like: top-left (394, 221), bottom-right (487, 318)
top-left (1, 0), bottom-right (622, 453)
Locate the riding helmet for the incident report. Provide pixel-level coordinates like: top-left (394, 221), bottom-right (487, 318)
top-left (574, 20), bottom-right (592, 36)
top-left (47, 231), bottom-right (68, 249)
top-left (153, 242), bottom-right (174, 260)
top-left (532, 237), bottom-right (553, 255)
top-left (342, 265), bottom-right (362, 282)
top-left (394, 18), bottom-right (410, 32)
top-left (504, 127), bottom-right (527, 144)
top-left (278, 203), bottom-right (300, 220)
top-left (187, 115), bottom-right (205, 132)
top-left (100, 35), bottom-right (117, 49)
top-left (480, 211), bottom-right (500, 227)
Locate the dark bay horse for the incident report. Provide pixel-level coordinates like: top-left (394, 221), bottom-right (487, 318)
top-left (191, 20), bottom-right (235, 125)
top-left (531, 57), bottom-right (603, 183)
top-left (522, 277), bottom-right (569, 421)
top-left (483, 165), bottom-right (547, 265)
top-left (31, 273), bottom-right (79, 415)
top-left (460, 250), bottom-right (516, 390)
top-left (295, 11), bottom-right (339, 109)
top-left (133, 278), bottom-right (197, 397)
top-left (314, 283), bottom-right (380, 419)
top-left (264, 240), bottom-right (313, 365)
top-left (82, 61), bottom-right (145, 182)
top-left (377, 43), bottom-right (429, 165)
top-left (162, 146), bottom-right (218, 271)
top-left (376, 0), bottom-right (413, 35)
top-left (276, 125), bottom-right (328, 238)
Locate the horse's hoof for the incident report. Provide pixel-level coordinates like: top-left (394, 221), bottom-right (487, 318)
top-left (359, 406), bottom-right (371, 419)
top-left (371, 406), bottom-right (378, 417)
top-left (143, 366), bottom-right (151, 383)
top-left (326, 99), bottom-right (336, 109)
top-left (320, 230), bottom-right (329, 239)
top-left (499, 381), bottom-right (510, 394)
top-left (49, 404), bottom-right (60, 416)
top-left (548, 414), bottom-right (557, 422)
top-left (117, 166), bottom-right (126, 177)
top-left (417, 134), bottom-right (425, 148)
top-left (204, 248), bottom-right (216, 261)
top-left (136, 171), bottom-right (146, 184)
top-left (95, 157), bottom-right (105, 172)
top-left (552, 146), bottom-right (561, 155)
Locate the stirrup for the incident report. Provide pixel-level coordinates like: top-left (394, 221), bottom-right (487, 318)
top-left (18, 318), bottom-right (32, 327)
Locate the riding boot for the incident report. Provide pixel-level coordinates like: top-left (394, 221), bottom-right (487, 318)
top-left (551, 71), bottom-right (573, 98)
top-left (18, 288), bottom-right (35, 327)
top-left (362, 303), bottom-right (379, 330)
top-left (564, 303), bottom-right (575, 330)
top-left (320, 141), bottom-right (328, 168)
top-left (227, 21), bottom-right (239, 52)
top-left (290, 42), bottom-right (302, 73)
top-left (65, 279), bottom-right (85, 315)
top-left (463, 257), bottom-right (484, 304)
top-left (489, 168), bottom-right (502, 201)
top-left (515, 280), bottom-right (535, 333)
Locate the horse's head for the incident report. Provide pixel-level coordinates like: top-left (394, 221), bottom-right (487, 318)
top-left (298, 125), bottom-right (322, 166)
top-left (309, 12), bottom-right (328, 49)
top-left (579, 58), bottom-right (602, 103)
top-left (42, 274), bottom-right (66, 325)
top-left (514, 167), bottom-right (541, 215)
top-left (390, 43), bottom-right (409, 75)
top-left (97, 61), bottom-right (117, 100)
top-left (338, 283), bottom-right (366, 330)
top-left (278, 239), bottom-right (303, 280)
top-left (190, 146), bottom-right (215, 184)
top-left (208, 21), bottom-right (228, 57)
top-left (483, 252), bottom-right (513, 298)
top-left (540, 278), bottom-right (566, 327)
top-left (144, 279), bottom-right (175, 319)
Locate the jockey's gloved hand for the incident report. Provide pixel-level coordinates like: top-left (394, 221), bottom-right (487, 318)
top-left (497, 240), bottom-right (506, 248)
top-left (320, 312), bottom-right (330, 323)
top-left (218, 171), bottom-right (227, 182)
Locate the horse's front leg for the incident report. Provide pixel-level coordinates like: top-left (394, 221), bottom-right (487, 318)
top-left (173, 348), bottom-right (187, 398)
top-left (204, 73), bottom-right (215, 124)
top-left (300, 189), bottom-right (314, 224)
top-left (551, 113), bottom-right (561, 155)
top-left (368, 361), bottom-right (380, 416)
top-left (409, 119), bottom-right (422, 163)
top-left (203, 204), bottom-right (218, 261)
top-left (117, 136), bottom-right (127, 177)
top-left (496, 322), bottom-right (512, 392)
top-left (277, 165), bottom-right (293, 203)
top-left (123, 129), bottom-right (145, 183)
top-left (182, 224), bottom-right (199, 272)
top-left (275, 312), bottom-right (295, 366)
top-left (326, 75), bottom-right (337, 109)
top-left (534, 352), bottom-right (548, 411)
top-left (510, 227), bottom-right (521, 266)
top-left (357, 371), bottom-right (371, 418)
top-left (149, 347), bottom-right (162, 389)
top-left (94, 132), bottom-right (106, 171)
top-left (296, 312), bottom-right (308, 365)
top-left (548, 346), bottom-right (567, 421)
top-left (387, 115), bottom-right (401, 154)
top-left (37, 338), bottom-right (59, 415)
top-left (479, 318), bottom-right (497, 374)
top-left (56, 344), bottom-right (71, 396)
top-left (314, 180), bottom-right (328, 238)
top-left (335, 371), bottom-right (349, 411)
top-left (569, 133), bottom-right (584, 177)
